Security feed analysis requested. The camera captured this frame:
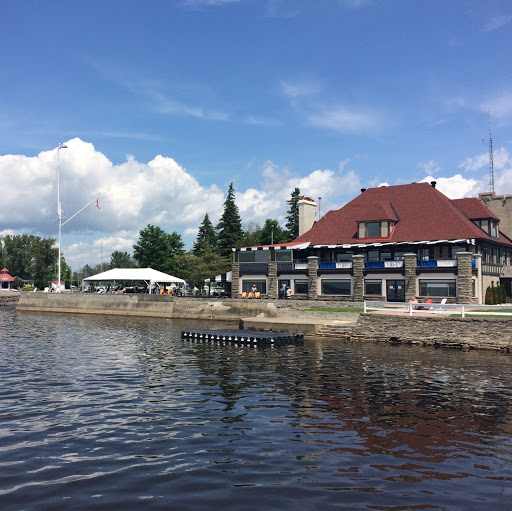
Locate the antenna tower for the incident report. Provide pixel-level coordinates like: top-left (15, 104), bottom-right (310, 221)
top-left (483, 111), bottom-right (494, 193)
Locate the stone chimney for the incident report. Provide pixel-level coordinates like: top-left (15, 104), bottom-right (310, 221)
top-left (298, 197), bottom-right (317, 236)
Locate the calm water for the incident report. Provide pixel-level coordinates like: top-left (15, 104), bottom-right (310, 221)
top-left (0, 309), bottom-right (511, 510)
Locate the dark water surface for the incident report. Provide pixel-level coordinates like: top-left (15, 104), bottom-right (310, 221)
top-left (1, 309), bottom-right (511, 510)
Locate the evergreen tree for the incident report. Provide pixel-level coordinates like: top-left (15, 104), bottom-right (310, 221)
top-left (216, 183), bottom-right (244, 258)
top-left (193, 213), bottom-right (218, 255)
top-left (260, 219), bottom-right (288, 246)
top-left (285, 187), bottom-right (301, 241)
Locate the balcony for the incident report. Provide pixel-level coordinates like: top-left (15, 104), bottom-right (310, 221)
top-left (319, 261), bottom-right (353, 269)
top-left (365, 260), bottom-right (404, 269)
top-left (417, 259), bottom-right (457, 268)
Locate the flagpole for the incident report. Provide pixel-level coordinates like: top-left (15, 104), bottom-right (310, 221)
top-left (57, 144), bottom-right (63, 292)
top-left (55, 141), bottom-right (99, 292)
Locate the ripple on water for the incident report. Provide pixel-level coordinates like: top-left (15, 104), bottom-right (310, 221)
top-left (0, 309), bottom-right (511, 510)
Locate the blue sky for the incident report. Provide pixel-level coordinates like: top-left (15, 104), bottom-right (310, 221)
top-left (1, 0), bottom-right (512, 271)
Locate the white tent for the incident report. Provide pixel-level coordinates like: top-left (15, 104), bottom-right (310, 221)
top-left (83, 268), bottom-right (185, 293)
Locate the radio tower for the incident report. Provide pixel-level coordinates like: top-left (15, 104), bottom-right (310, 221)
top-left (483, 111), bottom-right (494, 192)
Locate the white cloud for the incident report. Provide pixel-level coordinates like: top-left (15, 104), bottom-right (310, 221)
top-left (420, 174), bottom-right (481, 199)
top-left (0, 138), bottom-right (225, 270)
top-left (480, 92), bottom-right (512, 120)
top-left (281, 80), bottom-right (322, 99)
top-left (458, 152), bottom-right (489, 172)
top-left (307, 105), bottom-right (381, 133)
top-left (418, 160), bottom-right (440, 175)
top-left (459, 147), bottom-right (511, 172)
top-left (0, 139), bottom-right (363, 270)
top-left (482, 15), bottom-right (512, 32)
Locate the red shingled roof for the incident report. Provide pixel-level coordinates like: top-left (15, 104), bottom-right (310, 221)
top-left (294, 182), bottom-right (512, 246)
top-left (451, 197), bottom-right (500, 220)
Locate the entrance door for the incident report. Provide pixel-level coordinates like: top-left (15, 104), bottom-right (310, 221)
top-left (386, 280), bottom-right (405, 302)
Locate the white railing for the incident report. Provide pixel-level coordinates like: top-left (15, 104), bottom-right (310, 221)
top-left (364, 300), bottom-right (512, 317)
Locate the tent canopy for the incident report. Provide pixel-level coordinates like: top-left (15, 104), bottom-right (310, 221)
top-left (83, 268), bottom-right (185, 285)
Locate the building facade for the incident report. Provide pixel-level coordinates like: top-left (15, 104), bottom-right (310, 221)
top-left (232, 182), bottom-right (512, 304)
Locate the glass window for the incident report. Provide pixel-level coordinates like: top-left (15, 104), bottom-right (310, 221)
top-left (276, 249), bottom-right (292, 262)
top-left (367, 222), bottom-right (380, 237)
top-left (367, 250), bottom-right (379, 261)
top-left (419, 279), bottom-right (456, 297)
top-left (380, 250), bottom-right (392, 261)
top-left (242, 280), bottom-right (267, 293)
top-left (337, 252), bottom-right (354, 261)
top-left (254, 250), bottom-right (271, 262)
top-left (451, 246), bottom-right (466, 259)
top-left (238, 251), bottom-right (254, 262)
top-left (481, 219), bottom-right (489, 234)
top-left (321, 280), bottom-right (351, 295)
top-left (294, 279), bottom-right (308, 294)
top-left (365, 279), bottom-right (382, 295)
top-left (491, 222), bottom-right (498, 238)
top-left (381, 222), bottom-right (389, 237)
top-left (358, 223), bottom-right (365, 238)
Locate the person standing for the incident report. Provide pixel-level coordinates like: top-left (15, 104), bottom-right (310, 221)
top-left (251, 284), bottom-right (257, 297)
top-left (280, 283), bottom-right (287, 299)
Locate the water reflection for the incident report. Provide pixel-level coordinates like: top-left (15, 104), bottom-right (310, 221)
top-left (0, 309), bottom-right (511, 510)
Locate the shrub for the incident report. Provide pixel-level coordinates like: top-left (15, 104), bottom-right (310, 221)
top-left (485, 286), bottom-right (493, 305)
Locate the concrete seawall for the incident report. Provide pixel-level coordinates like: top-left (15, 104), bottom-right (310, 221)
top-left (17, 293), bottom-right (279, 321)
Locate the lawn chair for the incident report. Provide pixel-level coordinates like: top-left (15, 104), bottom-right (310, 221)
top-left (433, 298), bottom-right (448, 312)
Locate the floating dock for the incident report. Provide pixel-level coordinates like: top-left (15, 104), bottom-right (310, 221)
top-left (181, 328), bottom-right (303, 345)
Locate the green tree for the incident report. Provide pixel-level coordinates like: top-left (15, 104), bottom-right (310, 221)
top-left (242, 221), bottom-right (262, 247)
top-left (133, 224), bottom-right (185, 272)
top-left (193, 213), bottom-right (218, 255)
top-left (259, 219), bottom-right (288, 246)
top-left (174, 247), bottom-right (231, 289)
top-left (110, 251), bottom-right (136, 269)
top-left (285, 187), bottom-right (301, 241)
top-left (216, 183), bottom-right (244, 258)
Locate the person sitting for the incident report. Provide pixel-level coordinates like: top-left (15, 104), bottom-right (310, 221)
top-left (409, 296), bottom-right (419, 309)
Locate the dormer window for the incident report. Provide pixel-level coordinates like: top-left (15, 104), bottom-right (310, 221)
top-left (358, 221), bottom-right (395, 239)
top-left (472, 218), bottom-right (499, 239)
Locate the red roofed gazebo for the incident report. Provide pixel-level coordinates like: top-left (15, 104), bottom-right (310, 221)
top-left (1, 268), bottom-right (15, 290)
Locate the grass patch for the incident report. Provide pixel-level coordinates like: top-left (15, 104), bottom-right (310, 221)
top-left (302, 307), bottom-right (364, 313)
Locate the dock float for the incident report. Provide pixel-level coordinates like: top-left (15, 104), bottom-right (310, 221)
top-left (181, 328), bottom-right (303, 345)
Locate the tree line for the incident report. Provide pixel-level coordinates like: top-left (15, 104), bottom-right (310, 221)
top-left (0, 184), bottom-right (302, 290)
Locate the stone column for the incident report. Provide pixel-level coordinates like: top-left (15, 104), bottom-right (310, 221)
top-left (307, 256), bottom-right (318, 300)
top-left (352, 255), bottom-right (364, 301)
top-left (473, 253), bottom-right (482, 305)
top-left (404, 253), bottom-right (417, 301)
top-left (268, 261), bottom-right (278, 299)
top-left (457, 252), bottom-right (474, 304)
top-left (231, 262), bottom-right (240, 297)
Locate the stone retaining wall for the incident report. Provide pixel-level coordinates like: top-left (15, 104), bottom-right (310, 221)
top-left (351, 313), bottom-right (512, 351)
top-left (17, 293), bottom-right (279, 321)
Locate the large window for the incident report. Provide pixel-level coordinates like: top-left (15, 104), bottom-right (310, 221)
top-left (242, 280), bottom-right (267, 294)
top-left (276, 249), bottom-right (292, 262)
top-left (365, 279), bottom-right (382, 295)
top-left (358, 221), bottom-right (395, 239)
top-left (294, 279), bottom-right (308, 295)
top-left (419, 279), bottom-right (456, 297)
top-left (238, 250), bottom-right (271, 263)
top-left (321, 279), bottom-right (351, 295)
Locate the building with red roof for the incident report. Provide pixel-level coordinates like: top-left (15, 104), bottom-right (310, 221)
top-left (1, 268), bottom-right (15, 290)
top-left (231, 182), bottom-right (512, 304)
